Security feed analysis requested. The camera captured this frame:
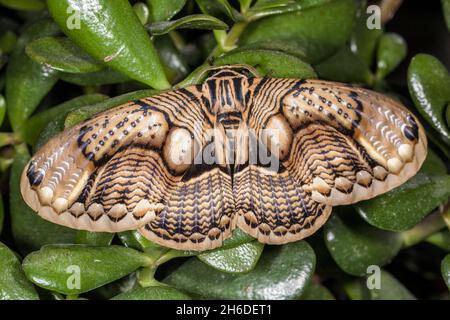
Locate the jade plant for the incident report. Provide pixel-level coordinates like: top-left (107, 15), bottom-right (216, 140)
top-left (0, 0), bottom-right (449, 300)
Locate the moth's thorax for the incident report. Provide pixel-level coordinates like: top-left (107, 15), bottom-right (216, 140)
top-left (202, 69), bottom-right (249, 116)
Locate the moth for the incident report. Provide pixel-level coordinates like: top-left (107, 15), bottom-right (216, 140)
top-left (21, 66), bottom-right (427, 251)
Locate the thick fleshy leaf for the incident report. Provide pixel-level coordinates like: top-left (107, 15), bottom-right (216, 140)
top-left (355, 173), bottom-right (450, 231)
top-left (427, 231), bottom-right (450, 251)
top-left (300, 283), bottom-right (335, 300)
top-left (0, 0), bottom-right (44, 11)
top-left (350, 8), bottom-right (383, 68)
top-left (6, 19), bottom-right (60, 134)
top-left (75, 231), bottom-right (115, 246)
top-left (164, 241), bottom-right (316, 299)
top-left (376, 33), bottom-right (407, 79)
top-left (315, 46), bottom-right (372, 83)
top-left (408, 54), bottom-right (450, 141)
top-left (0, 242), bottom-right (39, 300)
top-left (0, 30), bottom-right (17, 54)
top-left (146, 14), bottom-right (228, 35)
top-left (112, 285), bottom-right (191, 300)
top-left (196, 0), bottom-right (241, 21)
top-left (369, 270), bottom-right (416, 300)
top-left (0, 94), bottom-right (4, 127)
top-left (23, 94), bottom-right (108, 146)
top-left (147, 0), bottom-right (186, 22)
top-left (26, 37), bottom-right (104, 73)
top-left (64, 89), bottom-right (159, 128)
top-left (197, 241), bottom-right (264, 273)
top-left (442, 254), bottom-right (450, 290)
top-left (22, 245), bottom-right (151, 294)
top-left (247, 0), bottom-right (332, 21)
top-left (240, 0), bottom-right (356, 64)
top-left (47, 0), bottom-right (170, 89)
top-left (0, 195), bottom-right (3, 234)
top-left (324, 213), bottom-right (402, 276)
top-left (9, 150), bottom-right (77, 255)
top-left (215, 48), bottom-right (317, 78)
top-left (420, 148), bottom-right (447, 175)
top-left (133, 2), bottom-right (150, 25)
top-left (442, 0), bottom-right (450, 32)
top-left (60, 69), bottom-right (131, 86)
top-left (154, 35), bottom-right (189, 84)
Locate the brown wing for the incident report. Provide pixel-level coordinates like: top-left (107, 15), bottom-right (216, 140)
top-left (21, 86), bottom-right (235, 250)
top-left (234, 78), bottom-right (427, 244)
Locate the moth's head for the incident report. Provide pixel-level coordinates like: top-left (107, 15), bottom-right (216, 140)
top-left (202, 67), bottom-right (251, 114)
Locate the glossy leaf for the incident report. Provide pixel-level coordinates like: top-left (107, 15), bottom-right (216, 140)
top-left (376, 33), bottom-right (407, 79)
top-left (60, 68), bottom-right (131, 86)
top-left (315, 46), bottom-right (373, 83)
top-left (118, 230), bottom-right (155, 251)
top-left (215, 48), bottom-right (317, 79)
top-left (197, 241), bottom-right (264, 273)
top-left (369, 270), bottom-right (416, 300)
top-left (47, 0), bottom-right (170, 89)
top-left (300, 283), bottom-right (335, 300)
top-left (6, 19), bottom-right (60, 134)
top-left (0, 0), bottom-right (44, 11)
top-left (133, 2), bottom-right (150, 25)
top-left (442, 0), bottom-right (450, 32)
top-left (247, 0), bottom-right (332, 21)
top-left (240, 0), bottom-right (356, 64)
top-left (112, 285), bottom-right (191, 300)
top-left (22, 245), bottom-right (152, 294)
top-left (26, 37), bottom-right (104, 73)
top-left (442, 254), bottom-right (450, 291)
top-left (146, 14), bottom-right (228, 35)
top-left (164, 241), bottom-right (315, 299)
top-left (64, 89), bottom-right (159, 128)
top-left (75, 231), bottom-right (114, 246)
top-left (355, 173), bottom-right (450, 231)
top-left (9, 150), bottom-right (77, 255)
top-left (0, 242), bottom-right (39, 300)
top-left (420, 148), bottom-right (447, 175)
top-left (324, 213), bottom-right (403, 276)
top-left (427, 231), bottom-right (450, 251)
top-left (196, 0), bottom-right (241, 21)
top-left (23, 94), bottom-right (108, 146)
top-left (147, 0), bottom-right (186, 22)
top-left (408, 54), bottom-right (450, 141)
top-left (154, 35), bottom-right (189, 84)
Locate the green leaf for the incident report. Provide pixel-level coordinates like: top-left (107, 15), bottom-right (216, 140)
top-left (64, 89), bottom-right (159, 128)
top-left (47, 0), bottom-right (170, 89)
top-left (0, 94), bottom-right (4, 132)
top-left (442, 254), bottom-right (450, 291)
top-left (369, 270), bottom-right (416, 300)
top-left (408, 54), bottom-right (450, 141)
top-left (355, 173), bottom-right (450, 231)
top-left (146, 0), bottom-right (186, 22)
top-left (60, 68), bottom-right (131, 86)
top-left (112, 285), bottom-right (191, 300)
top-left (420, 148), bottom-right (447, 175)
top-left (215, 48), bottom-right (317, 78)
top-left (442, 0), bottom-right (450, 32)
top-left (164, 241), bottom-right (315, 299)
top-left (315, 46), bottom-right (373, 84)
top-left (240, 0), bottom-right (356, 64)
top-left (133, 2), bottom-right (150, 25)
top-left (376, 33), bottom-right (407, 79)
top-left (324, 212), bottom-right (402, 276)
top-left (300, 283), bottom-right (335, 300)
top-left (75, 231), bottom-right (115, 246)
top-left (0, 30), bottom-right (18, 54)
top-left (146, 14), bottom-right (228, 35)
top-left (427, 231), bottom-right (450, 251)
top-left (197, 241), bottom-right (264, 273)
top-left (0, 242), bottom-right (39, 300)
top-left (196, 0), bottom-right (242, 21)
top-left (118, 230), bottom-right (155, 251)
top-left (247, 0), bottom-right (333, 21)
top-left (23, 94), bottom-right (108, 146)
top-left (9, 149), bottom-right (77, 255)
top-left (350, 8), bottom-right (383, 68)
top-left (0, 195), bottom-right (3, 234)
top-left (0, 0), bottom-right (44, 11)
top-left (6, 19), bottom-right (60, 134)
top-left (22, 245), bottom-right (152, 295)
top-left (26, 37), bottom-right (104, 73)
top-left (154, 35), bottom-right (189, 84)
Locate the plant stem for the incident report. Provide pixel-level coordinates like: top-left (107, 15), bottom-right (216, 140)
top-left (209, 21), bottom-right (248, 59)
top-left (402, 202), bottom-right (450, 247)
top-left (138, 266), bottom-right (166, 288)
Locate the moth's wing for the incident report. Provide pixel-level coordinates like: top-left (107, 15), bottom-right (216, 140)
top-left (234, 78), bottom-right (427, 244)
top-left (21, 87), bottom-right (236, 250)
